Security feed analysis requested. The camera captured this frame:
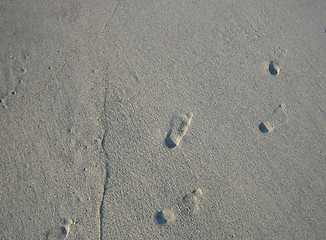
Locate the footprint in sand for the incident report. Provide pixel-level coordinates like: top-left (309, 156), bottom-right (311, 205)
top-left (259, 104), bottom-right (288, 133)
top-left (156, 208), bottom-right (176, 224)
top-left (177, 188), bottom-right (203, 217)
top-left (0, 50), bottom-right (28, 108)
top-left (156, 188), bottom-right (203, 225)
top-left (45, 218), bottom-right (74, 239)
top-left (264, 47), bottom-right (287, 76)
top-left (165, 112), bottom-right (193, 149)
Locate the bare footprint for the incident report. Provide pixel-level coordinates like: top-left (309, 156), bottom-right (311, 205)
top-left (156, 188), bottom-right (203, 225)
top-left (0, 49), bottom-right (27, 108)
top-left (263, 47), bottom-right (287, 76)
top-left (46, 218), bottom-right (74, 240)
top-left (155, 208), bottom-right (176, 224)
top-left (259, 104), bottom-right (288, 133)
top-left (177, 188), bottom-right (203, 217)
top-left (165, 112), bottom-right (193, 148)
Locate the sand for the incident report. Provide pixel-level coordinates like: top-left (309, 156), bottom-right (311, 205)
top-left (1, 0), bottom-right (326, 239)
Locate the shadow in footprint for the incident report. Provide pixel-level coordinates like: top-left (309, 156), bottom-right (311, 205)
top-left (165, 130), bottom-right (177, 149)
top-left (259, 122), bottom-right (271, 133)
top-left (269, 61), bottom-right (280, 75)
top-left (155, 211), bottom-right (167, 225)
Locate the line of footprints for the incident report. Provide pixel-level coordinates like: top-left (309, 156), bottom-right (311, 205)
top-left (46, 61), bottom-right (288, 235)
top-left (159, 62), bottom-right (288, 224)
top-left (160, 113), bottom-right (204, 225)
top-left (165, 63), bottom-right (286, 147)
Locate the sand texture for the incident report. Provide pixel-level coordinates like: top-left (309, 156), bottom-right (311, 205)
top-left (1, 0), bottom-right (326, 239)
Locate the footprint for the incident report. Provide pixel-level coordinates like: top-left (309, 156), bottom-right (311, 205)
top-left (45, 218), bottom-right (74, 239)
top-left (60, 218), bottom-right (73, 238)
top-left (165, 112), bottom-right (193, 148)
top-left (156, 208), bottom-right (176, 224)
top-left (0, 49), bottom-right (27, 108)
top-left (264, 47), bottom-right (287, 76)
top-left (259, 104), bottom-right (288, 133)
top-left (156, 188), bottom-right (203, 225)
top-left (177, 188), bottom-right (203, 217)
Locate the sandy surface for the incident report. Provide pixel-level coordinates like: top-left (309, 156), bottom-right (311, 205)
top-left (1, 0), bottom-right (326, 239)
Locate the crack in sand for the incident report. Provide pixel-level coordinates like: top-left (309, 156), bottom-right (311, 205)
top-left (96, 85), bottom-right (110, 240)
top-left (98, 85), bottom-right (111, 240)
top-left (101, 0), bottom-right (123, 33)
top-left (99, 130), bottom-right (110, 240)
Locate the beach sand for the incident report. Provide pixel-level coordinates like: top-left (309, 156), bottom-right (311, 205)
top-left (1, 0), bottom-right (326, 239)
